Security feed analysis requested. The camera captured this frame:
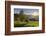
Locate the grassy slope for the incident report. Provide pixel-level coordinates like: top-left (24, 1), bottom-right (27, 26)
top-left (14, 21), bottom-right (39, 27)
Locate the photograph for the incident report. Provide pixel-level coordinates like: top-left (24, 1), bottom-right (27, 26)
top-left (14, 8), bottom-right (39, 27)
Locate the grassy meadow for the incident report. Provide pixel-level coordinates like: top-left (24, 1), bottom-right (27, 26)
top-left (14, 21), bottom-right (39, 27)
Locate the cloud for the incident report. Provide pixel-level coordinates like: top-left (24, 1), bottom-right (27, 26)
top-left (14, 8), bottom-right (39, 16)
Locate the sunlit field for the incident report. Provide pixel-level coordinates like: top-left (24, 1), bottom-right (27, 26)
top-left (14, 21), bottom-right (39, 27)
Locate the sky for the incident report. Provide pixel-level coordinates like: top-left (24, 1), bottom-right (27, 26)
top-left (14, 8), bottom-right (39, 16)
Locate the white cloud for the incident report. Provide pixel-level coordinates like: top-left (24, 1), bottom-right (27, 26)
top-left (24, 11), bottom-right (39, 16)
top-left (32, 12), bottom-right (39, 16)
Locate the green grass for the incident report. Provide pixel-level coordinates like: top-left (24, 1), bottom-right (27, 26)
top-left (14, 21), bottom-right (39, 27)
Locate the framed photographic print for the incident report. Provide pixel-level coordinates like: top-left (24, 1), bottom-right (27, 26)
top-left (5, 1), bottom-right (45, 35)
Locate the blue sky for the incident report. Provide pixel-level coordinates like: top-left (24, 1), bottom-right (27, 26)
top-left (14, 8), bottom-right (39, 15)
